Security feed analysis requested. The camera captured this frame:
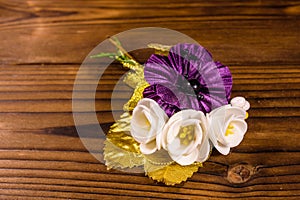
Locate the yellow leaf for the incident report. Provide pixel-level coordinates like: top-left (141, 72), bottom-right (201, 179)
top-left (109, 112), bottom-right (131, 133)
top-left (108, 113), bottom-right (140, 153)
top-left (123, 70), bottom-right (143, 89)
top-left (121, 63), bottom-right (149, 112)
top-left (144, 149), bottom-right (173, 166)
top-left (123, 80), bottom-right (150, 111)
top-left (107, 131), bottom-right (140, 153)
top-left (147, 162), bottom-right (203, 186)
top-left (104, 140), bottom-right (144, 170)
top-left (123, 64), bottom-right (144, 88)
top-left (143, 149), bottom-right (174, 174)
top-left (147, 43), bottom-right (172, 56)
top-left (120, 59), bottom-right (143, 71)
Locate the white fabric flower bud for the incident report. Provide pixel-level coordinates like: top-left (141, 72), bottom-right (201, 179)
top-left (230, 96), bottom-right (250, 111)
top-left (130, 98), bottom-right (168, 154)
top-left (160, 110), bottom-right (211, 166)
top-left (207, 105), bottom-right (248, 155)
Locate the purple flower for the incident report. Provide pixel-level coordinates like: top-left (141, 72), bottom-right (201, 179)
top-left (143, 43), bottom-right (232, 117)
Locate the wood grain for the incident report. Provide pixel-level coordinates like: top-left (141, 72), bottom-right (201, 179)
top-left (0, 0), bottom-right (299, 199)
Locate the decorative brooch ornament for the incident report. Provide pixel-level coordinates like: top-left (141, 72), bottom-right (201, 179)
top-left (94, 37), bottom-right (250, 185)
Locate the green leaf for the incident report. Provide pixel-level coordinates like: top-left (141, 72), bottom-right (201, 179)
top-left (111, 36), bottom-right (122, 47)
top-left (90, 52), bottom-right (116, 59)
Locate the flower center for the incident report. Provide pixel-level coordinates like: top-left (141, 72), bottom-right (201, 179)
top-left (178, 125), bottom-right (195, 145)
top-left (145, 118), bottom-right (151, 127)
top-left (140, 113), bottom-right (151, 130)
top-left (179, 74), bottom-right (206, 101)
top-left (225, 123), bottom-right (234, 136)
top-left (187, 79), bottom-right (205, 100)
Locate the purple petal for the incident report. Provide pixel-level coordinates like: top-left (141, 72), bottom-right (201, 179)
top-left (168, 43), bottom-right (213, 77)
top-left (215, 61), bottom-right (232, 101)
top-left (143, 43), bottom-right (233, 115)
top-left (143, 84), bottom-right (181, 117)
top-left (144, 54), bottom-right (179, 86)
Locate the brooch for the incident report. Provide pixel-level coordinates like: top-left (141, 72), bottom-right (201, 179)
top-left (92, 36), bottom-right (250, 185)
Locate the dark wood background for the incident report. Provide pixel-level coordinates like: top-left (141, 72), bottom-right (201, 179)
top-left (1, 0), bottom-right (300, 199)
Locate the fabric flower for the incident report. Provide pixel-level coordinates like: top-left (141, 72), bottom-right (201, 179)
top-left (143, 43), bottom-right (232, 117)
top-left (130, 98), bottom-right (168, 154)
top-left (158, 110), bottom-right (211, 166)
top-left (207, 105), bottom-right (248, 155)
top-left (230, 96), bottom-right (250, 111)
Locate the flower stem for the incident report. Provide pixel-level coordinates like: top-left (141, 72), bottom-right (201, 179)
top-left (108, 36), bottom-right (135, 61)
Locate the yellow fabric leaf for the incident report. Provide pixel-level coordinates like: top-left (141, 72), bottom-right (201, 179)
top-left (121, 61), bottom-right (149, 111)
top-left (119, 59), bottom-right (142, 71)
top-left (144, 160), bottom-right (170, 175)
top-left (107, 112), bottom-right (140, 153)
top-left (104, 140), bottom-right (144, 170)
top-left (107, 131), bottom-right (140, 154)
top-left (122, 62), bottom-right (144, 88)
top-left (147, 43), bottom-right (172, 56)
top-left (123, 80), bottom-right (150, 111)
top-left (109, 112), bottom-right (131, 133)
top-left (147, 162), bottom-right (203, 186)
top-left (123, 70), bottom-right (143, 88)
top-left (143, 149), bottom-right (173, 166)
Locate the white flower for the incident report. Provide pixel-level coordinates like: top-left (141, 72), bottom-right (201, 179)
top-left (130, 98), bottom-right (168, 155)
top-left (230, 96), bottom-right (250, 111)
top-left (159, 110), bottom-right (211, 166)
top-left (207, 105), bottom-right (248, 155)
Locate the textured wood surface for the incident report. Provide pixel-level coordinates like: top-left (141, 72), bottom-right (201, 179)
top-left (0, 0), bottom-right (300, 199)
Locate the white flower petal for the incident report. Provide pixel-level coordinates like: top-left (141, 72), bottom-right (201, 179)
top-left (209, 104), bottom-right (231, 117)
top-left (243, 101), bottom-right (250, 111)
top-left (138, 98), bottom-right (158, 109)
top-left (166, 121), bottom-right (201, 156)
top-left (231, 96), bottom-right (246, 108)
top-left (230, 96), bottom-right (250, 111)
top-left (131, 106), bottom-right (151, 143)
top-left (162, 109), bottom-right (209, 165)
top-left (227, 107), bottom-right (246, 119)
top-left (170, 148), bottom-right (199, 166)
top-left (166, 121), bottom-right (181, 145)
top-left (131, 124), bottom-right (149, 143)
top-left (207, 104), bottom-right (249, 155)
top-left (215, 120), bottom-right (228, 145)
top-left (130, 98), bottom-right (168, 152)
top-left (166, 137), bottom-right (185, 156)
top-left (215, 142), bottom-right (231, 155)
top-left (226, 119), bottom-right (248, 147)
top-left (132, 106), bottom-right (151, 128)
top-left (192, 123), bottom-right (203, 149)
top-left (140, 140), bottom-right (157, 155)
top-left (156, 130), bottom-right (163, 151)
top-left (197, 138), bottom-right (211, 162)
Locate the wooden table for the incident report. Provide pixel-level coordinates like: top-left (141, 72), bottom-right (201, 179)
top-left (1, 0), bottom-right (299, 199)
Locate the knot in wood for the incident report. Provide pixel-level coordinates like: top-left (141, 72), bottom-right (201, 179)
top-left (227, 164), bottom-right (253, 184)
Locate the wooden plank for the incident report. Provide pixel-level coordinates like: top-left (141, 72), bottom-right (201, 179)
top-left (0, 117), bottom-right (299, 153)
top-left (1, 1), bottom-right (300, 65)
top-left (0, 0), bottom-right (300, 199)
top-left (1, 20), bottom-right (299, 65)
top-left (0, 150), bottom-right (297, 198)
